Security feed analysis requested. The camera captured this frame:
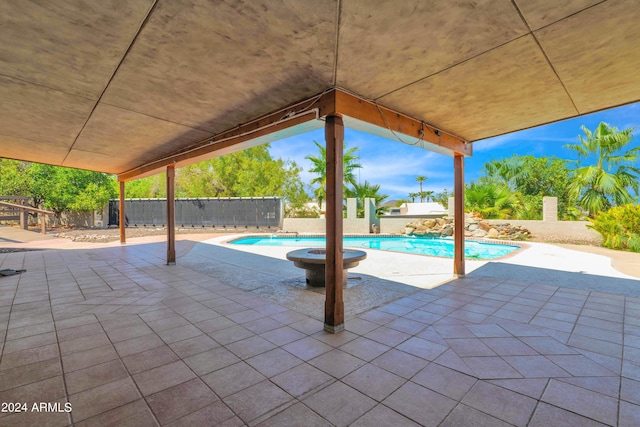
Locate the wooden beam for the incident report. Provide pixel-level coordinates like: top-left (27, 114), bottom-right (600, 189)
top-left (166, 165), bottom-right (176, 265)
top-left (118, 94), bottom-right (332, 182)
top-left (324, 114), bottom-right (345, 333)
top-left (117, 88), bottom-right (469, 182)
top-left (119, 181), bottom-right (126, 245)
top-left (454, 153), bottom-right (465, 276)
top-left (334, 89), bottom-right (470, 157)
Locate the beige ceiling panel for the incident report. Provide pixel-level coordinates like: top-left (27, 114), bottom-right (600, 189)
top-left (536, 0), bottom-right (640, 114)
top-left (0, 0), bottom-right (155, 99)
top-left (514, 0), bottom-right (602, 30)
top-left (379, 35), bottom-right (578, 141)
top-left (337, 0), bottom-right (529, 99)
top-left (102, 0), bottom-right (336, 133)
top-left (0, 135), bottom-right (69, 166)
top-left (73, 104), bottom-right (213, 172)
top-left (62, 149), bottom-right (139, 174)
top-left (0, 76), bottom-right (94, 147)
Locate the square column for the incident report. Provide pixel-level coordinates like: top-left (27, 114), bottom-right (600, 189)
top-left (119, 181), bottom-right (126, 245)
top-left (167, 165), bottom-right (176, 265)
top-left (324, 114), bottom-right (344, 333)
top-left (454, 154), bottom-right (465, 276)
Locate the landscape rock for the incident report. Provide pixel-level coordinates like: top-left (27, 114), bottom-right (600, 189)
top-left (404, 213), bottom-right (530, 241)
top-left (486, 228), bottom-right (500, 238)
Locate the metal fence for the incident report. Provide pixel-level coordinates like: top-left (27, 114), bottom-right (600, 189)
top-left (108, 197), bottom-right (283, 228)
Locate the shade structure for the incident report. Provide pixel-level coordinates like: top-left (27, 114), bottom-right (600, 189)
top-left (0, 0), bottom-right (638, 177)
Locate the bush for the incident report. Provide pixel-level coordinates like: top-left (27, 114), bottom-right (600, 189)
top-left (588, 204), bottom-right (640, 252)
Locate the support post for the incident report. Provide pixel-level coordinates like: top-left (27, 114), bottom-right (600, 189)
top-left (19, 201), bottom-right (28, 230)
top-left (324, 114), bottom-right (344, 333)
top-left (454, 153), bottom-right (465, 276)
top-left (167, 165), bottom-right (176, 265)
top-left (119, 181), bottom-right (126, 245)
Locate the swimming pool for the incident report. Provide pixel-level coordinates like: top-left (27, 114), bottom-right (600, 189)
top-left (229, 235), bottom-right (520, 259)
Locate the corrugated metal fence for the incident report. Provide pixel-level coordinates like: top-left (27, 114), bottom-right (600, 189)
top-left (108, 198), bottom-right (283, 228)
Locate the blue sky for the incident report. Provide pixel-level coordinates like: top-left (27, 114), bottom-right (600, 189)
top-left (268, 102), bottom-right (640, 201)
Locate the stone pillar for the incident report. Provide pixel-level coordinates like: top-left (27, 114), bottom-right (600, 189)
top-left (543, 196), bottom-right (558, 222)
top-left (448, 196), bottom-right (455, 217)
top-left (346, 198), bottom-right (357, 219)
top-left (364, 198), bottom-right (374, 220)
top-left (365, 198), bottom-right (380, 234)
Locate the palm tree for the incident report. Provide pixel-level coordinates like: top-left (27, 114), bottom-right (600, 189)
top-left (345, 181), bottom-right (390, 217)
top-left (305, 140), bottom-right (362, 210)
top-left (408, 192), bottom-right (420, 203)
top-left (465, 182), bottom-right (524, 219)
top-left (481, 156), bottom-right (527, 191)
top-left (421, 190), bottom-right (434, 203)
top-left (416, 176), bottom-right (427, 202)
top-left (564, 122), bottom-right (639, 216)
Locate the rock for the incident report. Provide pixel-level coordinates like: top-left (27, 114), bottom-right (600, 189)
top-left (472, 229), bottom-right (487, 238)
top-left (478, 221), bottom-right (492, 231)
top-left (423, 219), bottom-right (437, 228)
top-left (486, 228), bottom-right (500, 238)
top-left (441, 227), bottom-right (453, 237)
top-left (403, 213), bottom-right (530, 241)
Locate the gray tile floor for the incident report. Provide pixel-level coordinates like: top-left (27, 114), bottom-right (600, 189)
top-left (1, 241), bottom-right (640, 426)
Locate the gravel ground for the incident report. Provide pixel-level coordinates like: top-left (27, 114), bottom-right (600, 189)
top-left (47, 226), bottom-right (275, 243)
top-left (44, 226), bottom-right (603, 246)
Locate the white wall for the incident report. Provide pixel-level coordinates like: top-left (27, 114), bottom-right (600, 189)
top-left (282, 218), bottom-right (374, 234)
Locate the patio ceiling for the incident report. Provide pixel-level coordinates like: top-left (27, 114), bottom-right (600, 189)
top-left (1, 0), bottom-right (639, 179)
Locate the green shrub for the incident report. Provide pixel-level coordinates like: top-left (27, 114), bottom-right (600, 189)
top-left (588, 204), bottom-right (640, 252)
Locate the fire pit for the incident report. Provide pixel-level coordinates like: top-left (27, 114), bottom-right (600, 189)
top-left (286, 248), bottom-right (367, 287)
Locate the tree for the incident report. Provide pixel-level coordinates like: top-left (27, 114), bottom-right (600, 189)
top-left (44, 167), bottom-right (116, 218)
top-left (433, 189), bottom-right (451, 208)
top-left (564, 122), bottom-right (639, 216)
top-left (479, 155), bottom-right (576, 219)
top-left (464, 181), bottom-right (525, 219)
top-left (126, 174), bottom-right (166, 198)
top-left (122, 144), bottom-right (310, 215)
top-left (416, 176), bottom-right (428, 202)
top-left (481, 156), bottom-right (526, 191)
top-left (408, 192), bottom-right (420, 203)
top-left (421, 190), bottom-right (434, 203)
top-left (305, 140), bottom-right (362, 209)
top-left (0, 160), bottom-right (116, 220)
top-left (345, 181), bottom-right (390, 217)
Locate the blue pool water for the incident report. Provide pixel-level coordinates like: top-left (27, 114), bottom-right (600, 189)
top-left (229, 235), bottom-right (520, 259)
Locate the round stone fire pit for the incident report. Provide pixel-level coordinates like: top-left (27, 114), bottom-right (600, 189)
top-left (286, 248), bottom-right (367, 287)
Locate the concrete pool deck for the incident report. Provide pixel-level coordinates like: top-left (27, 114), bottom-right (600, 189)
top-left (2, 230), bottom-right (640, 425)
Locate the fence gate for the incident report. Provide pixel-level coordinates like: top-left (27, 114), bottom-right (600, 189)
top-left (108, 197), bottom-right (283, 229)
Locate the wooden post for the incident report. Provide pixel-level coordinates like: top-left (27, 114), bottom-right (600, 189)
top-left (324, 114), bottom-right (344, 333)
top-left (454, 153), bottom-right (465, 276)
top-left (166, 165), bottom-right (176, 265)
top-left (119, 181), bottom-right (126, 245)
top-left (19, 200), bottom-right (28, 230)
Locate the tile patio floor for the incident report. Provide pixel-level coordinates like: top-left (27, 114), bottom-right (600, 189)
top-left (1, 240), bottom-right (640, 426)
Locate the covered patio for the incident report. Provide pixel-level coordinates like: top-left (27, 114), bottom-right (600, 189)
top-left (2, 0), bottom-right (640, 425)
top-left (1, 233), bottom-right (640, 425)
